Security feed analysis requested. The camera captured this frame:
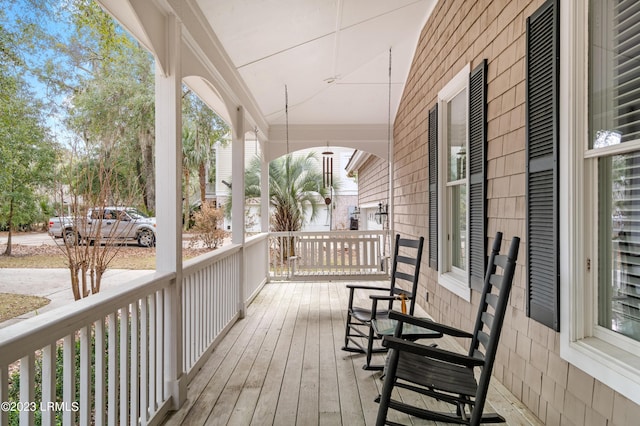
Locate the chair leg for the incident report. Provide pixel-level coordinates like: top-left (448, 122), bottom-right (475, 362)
top-left (375, 348), bottom-right (399, 426)
top-left (343, 313), bottom-right (352, 348)
top-left (363, 323), bottom-right (384, 370)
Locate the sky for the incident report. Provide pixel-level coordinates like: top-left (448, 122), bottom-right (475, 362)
top-left (2, 1), bottom-right (85, 147)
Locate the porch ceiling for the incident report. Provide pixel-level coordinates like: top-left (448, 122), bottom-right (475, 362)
top-left (196, 0), bottom-right (434, 127)
top-left (99, 0), bottom-right (435, 158)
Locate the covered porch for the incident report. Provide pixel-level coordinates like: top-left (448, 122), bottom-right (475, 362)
top-left (0, 231), bottom-right (538, 425)
top-left (164, 280), bottom-right (541, 426)
top-left (0, 0), bottom-right (572, 424)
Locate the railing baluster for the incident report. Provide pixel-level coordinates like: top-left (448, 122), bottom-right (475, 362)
top-left (79, 326), bottom-right (91, 426)
top-left (148, 295), bottom-right (157, 414)
top-left (19, 353), bottom-right (34, 425)
top-left (156, 291), bottom-right (164, 405)
top-left (63, 334), bottom-right (75, 426)
top-left (94, 319), bottom-right (105, 426)
top-left (42, 343), bottom-right (57, 426)
top-left (140, 296), bottom-right (149, 425)
top-left (108, 312), bottom-right (118, 425)
top-left (130, 302), bottom-right (139, 426)
top-left (196, 271), bottom-right (202, 362)
top-left (120, 305), bottom-right (130, 424)
top-left (0, 364), bottom-right (7, 426)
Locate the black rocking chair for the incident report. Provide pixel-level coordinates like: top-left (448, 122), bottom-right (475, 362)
top-left (342, 234), bottom-right (424, 370)
top-left (375, 232), bottom-right (520, 425)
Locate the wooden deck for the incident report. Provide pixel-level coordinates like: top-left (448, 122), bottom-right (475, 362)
top-left (163, 281), bottom-right (543, 426)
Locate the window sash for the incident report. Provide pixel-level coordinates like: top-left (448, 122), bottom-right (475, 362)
top-left (589, 0), bottom-right (640, 148)
top-left (438, 64), bottom-right (470, 299)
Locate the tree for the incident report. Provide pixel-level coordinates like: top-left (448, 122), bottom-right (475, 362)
top-left (18, 0), bottom-right (158, 213)
top-left (244, 152), bottom-right (329, 232)
top-left (181, 122), bottom-right (199, 229)
top-left (61, 2), bottom-right (156, 212)
top-left (0, 17), bottom-right (57, 255)
top-left (182, 91), bottom-right (229, 207)
top-left (51, 137), bottom-right (142, 300)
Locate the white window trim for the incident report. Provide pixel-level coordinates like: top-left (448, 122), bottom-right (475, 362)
top-left (438, 64), bottom-right (471, 302)
top-left (561, 0), bottom-right (640, 406)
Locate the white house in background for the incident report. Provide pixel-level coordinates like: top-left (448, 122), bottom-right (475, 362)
top-left (209, 143), bottom-right (357, 232)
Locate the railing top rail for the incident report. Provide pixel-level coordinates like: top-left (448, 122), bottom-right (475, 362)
top-left (269, 230), bottom-right (388, 237)
top-left (182, 242), bottom-right (242, 275)
top-left (245, 232), bottom-right (269, 248)
top-left (0, 271), bottom-right (175, 366)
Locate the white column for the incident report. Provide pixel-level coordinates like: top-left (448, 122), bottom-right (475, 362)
top-left (155, 14), bottom-right (186, 409)
top-left (260, 140), bottom-right (269, 233)
top-left (232, 106), bottom-right (246, 317)
top-left (388, 136), bottom-right (395, 259)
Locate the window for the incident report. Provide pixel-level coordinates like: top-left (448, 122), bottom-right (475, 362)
top-left (562, 0), bottom-right (640, 405)
top-left (590, 0), bottom-right (640, 343)
top-left (438, 64), bottom-right (471, 300)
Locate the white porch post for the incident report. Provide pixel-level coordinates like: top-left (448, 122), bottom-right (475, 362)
top-left (260, 141), bottom-right (269, 233)
top-left (155, 14), bottom-right (186, 409)
top-left (388, 137), bottom-right (395, 252)
top-left (232, 106), bottom-right (246, 317)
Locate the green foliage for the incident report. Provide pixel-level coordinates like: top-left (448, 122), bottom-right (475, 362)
top-left (181, 90), bottom-right (230, 227)
top-left (0, 19), bottom-right (58, 237)
top-left (242, 152), bottom-right (329, 232)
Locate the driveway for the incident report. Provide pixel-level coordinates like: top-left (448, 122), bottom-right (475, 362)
top-left (0, 268), bottom-right (152, 328)
top-left (0, 231), bottom-right (56, 246)
top-left (0, 231), bottom-right (153, 328)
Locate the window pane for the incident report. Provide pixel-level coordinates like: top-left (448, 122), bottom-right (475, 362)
top-left (450, 183), bottom-right (467, 270)
top-left (589, 0), bottom-right (640, 148)
top-left (447, 89), bottom-right (467, 182)
top-left (599, 152), bottom-right (640, 341)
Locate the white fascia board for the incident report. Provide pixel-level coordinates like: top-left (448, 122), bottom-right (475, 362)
top-left (345, 150), bottom-right (372, 175)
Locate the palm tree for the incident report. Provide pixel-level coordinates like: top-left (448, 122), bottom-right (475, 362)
top-left (244, 152), bottom-right (330, 232)
top-left (239, 152), bottom-right (330, 259)
top-left (182, 123), bottom-right (201, 229)
top-left (183, 91), bottom-right (229, 205)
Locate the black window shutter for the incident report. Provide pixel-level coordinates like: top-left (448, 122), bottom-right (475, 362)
top-left (468, 59), bottom-right (487, 291)
top-left (428, 104), bottom-right (438, 270)
top-left (526, 0), bottom-right (560, 331)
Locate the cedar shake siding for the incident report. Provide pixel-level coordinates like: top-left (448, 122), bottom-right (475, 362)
top-left (391, 0), bottom-right (640, 424)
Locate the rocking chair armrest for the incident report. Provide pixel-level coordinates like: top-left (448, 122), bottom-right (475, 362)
top-left (388, 311), bottom-right (474, 339)
top-left (369, 294), bottom-right (411, 301)
top-left (382, 336), bottom-right (484, 368)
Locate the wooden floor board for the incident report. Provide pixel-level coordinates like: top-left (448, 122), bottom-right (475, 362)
top-left (249, 282), bottom-right (303, 426)
top-left (329, 281), bottom-right (366, 426)
top-left (226, 283), bottom-right (296, 425)
top-left (163, 281), bottom-right (544, 426)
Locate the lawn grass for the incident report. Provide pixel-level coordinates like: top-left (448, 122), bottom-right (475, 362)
top-left (0, 293), bottom-right (50, 322)
top-left (0, 253), bottom-right (156, 269)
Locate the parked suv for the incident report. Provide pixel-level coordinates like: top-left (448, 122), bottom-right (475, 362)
top-left (48, 207), bottom-right (156, 247)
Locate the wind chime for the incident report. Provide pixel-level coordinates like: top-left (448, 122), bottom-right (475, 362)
top-left (322, 143), bottom-right (333, 197)
top-left (322, 143), bottom-right (334, 229)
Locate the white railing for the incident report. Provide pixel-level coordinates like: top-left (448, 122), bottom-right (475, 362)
top-left (0, 230), bottom-right (373, 426)
top-left (244, 233), bottom-right (269, 306)
top-left (0, 272), bottom-right (176, 426)
top-left (181, 243), bottom-right (241, 380)
top-left (180, 233), bottom-right (269, 380)
top-left (0, 235), bottom-right (265, 425)
top-left (269, 230), bottom-right (391, 280)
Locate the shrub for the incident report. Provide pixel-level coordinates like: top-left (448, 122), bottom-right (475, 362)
top-left (190, 203), bottom-right (227, 249)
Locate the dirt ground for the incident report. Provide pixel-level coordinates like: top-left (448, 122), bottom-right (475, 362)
top-left (0, 232), bottom-right (214, 269)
